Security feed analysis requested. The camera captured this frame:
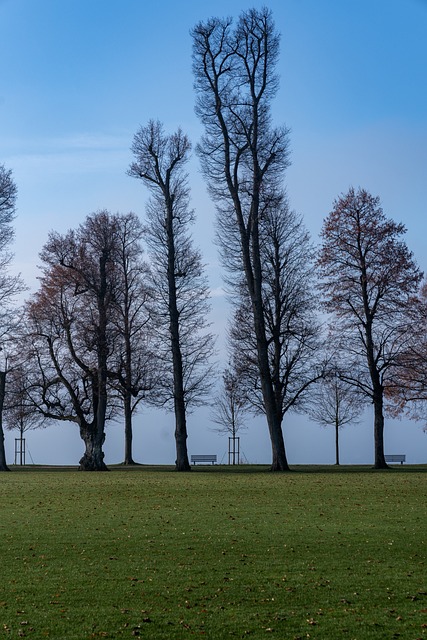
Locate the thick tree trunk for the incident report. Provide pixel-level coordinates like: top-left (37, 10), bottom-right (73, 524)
top-left (0, 371), bottom-right (10, 471)
top-left (268, 416), bottom-right (289, 471)
top-left (166, 192), bottom-right (191, 472)
top-left (79, 423), bottom-right (108, 471)
top-left (244, 180), bottom-right (290, 472)
top-left (252, 269), bottom-right (289, 472)
top-left (366, 330), bottom-right (388, 469)
top-left (257, 334), bottom-right (289, 470)
top-left (171, 348), bottom-right (191, 469)
top-left (362, 265), bottom-right (389, 470)
top-left (78, 258), bottom-right (110, 472)
top-left (174, 395), bottom-right (190, 471)
top-left (0, 427), bottom-right (9, 471)
top-left (373, 392), bottom-right (388, 469)
top-left (0, 432), bottom-right (9, 471)
top-left (252, 332), bottom-right (289, 471)
top-left (123, 393), bottom-right (136, 465)
top-left (171, 331), bottom-right (190, 471)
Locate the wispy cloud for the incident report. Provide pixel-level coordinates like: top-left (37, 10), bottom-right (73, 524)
top-left (5, 132), bottom-right (133, 180)
top-left (5, 131), bottom-right (130, 155)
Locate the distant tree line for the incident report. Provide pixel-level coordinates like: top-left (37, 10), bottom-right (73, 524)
top-left (0, 7), bottom-right (426, 472)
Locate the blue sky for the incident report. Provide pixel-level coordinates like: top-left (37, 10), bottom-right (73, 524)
top-left (1, 0), bottom-right (426, 465)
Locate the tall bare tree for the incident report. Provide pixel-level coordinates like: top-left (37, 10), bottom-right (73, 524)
top-left (108, 212), bottom-right (155, 465)
top-left (318, 187), bottom-right (422, 468)
top-left (0, 164), bottom-right (25, 471)
top-left (129, 121), bottom-right (216, 471)
top-left (192, 8), bottom-right (293, 470)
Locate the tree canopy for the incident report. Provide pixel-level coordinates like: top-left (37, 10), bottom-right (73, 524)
top-left (318, 187), bottom-right (423, 468)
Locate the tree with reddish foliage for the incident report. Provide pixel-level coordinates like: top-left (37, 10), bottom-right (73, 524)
top-left (387, 279), bottom-right (427, 428)
top-left (318, 187), bottom-right (423, 468)
top-left (20, 211), bottom-right (155, 470)
top-left (25, 211), bottom-right (124, 470)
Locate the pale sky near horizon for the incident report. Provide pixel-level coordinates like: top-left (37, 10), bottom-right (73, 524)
top-left (1, 0), bottom-right (427, 466)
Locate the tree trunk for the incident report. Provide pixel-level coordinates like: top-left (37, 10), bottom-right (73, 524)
top-left (335, 419), bottom-right (340, 465)
top-left (268, 416), bottom-right (289, 471)
top-left (123, 392), bottom-right (136, 465)
top-left (166, 191), bottom-right (191, 472)
top-left (0, 430), bottom-right (9, 471)
top-left (373, 392), bottom-right (388, 469)
top-left (254, 304), bottom-right (289, 471)
top-left (245, 181), bottom-right (290, 472)
top-left (0, 371), bottom-right (10, 471)
top-left (79, 423), bottom-right (108, 471)
top-left (171, 330), bottom-right (190, 471)
top-left (174, 394), bottom-right (190, 471)
top-left (170, 350), bottom-right (191, 471)
top-left (84, 249), bottom-right (110, 472)
top-left (0, 426), bottom-right (9, 471)
top-left (362, 262), bottom-right (389, 470)
top-left (366, 327), bottom-right (388, 469)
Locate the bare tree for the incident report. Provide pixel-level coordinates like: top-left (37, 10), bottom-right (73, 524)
top-left (128, 121), bottom-right (216, 471)
top-left (0, 366), bottom-right (8, 471)
top-left (4, 364), bottom-right (46, 464)
top-left (108, 212), bottom-right (155, 465)
top-left (192, 8), bottom-right (294, 470)
top-left (0, 164), bottom-right (26, 471)
top-left (0, 164), bottom-right (17, 258)
top-left (318, 187), bottom-right (423, 468)
top-left (210, 367), bottom-right (249, 463)
top-left (307, 368), bottom-right (365, 465)
top-left (228, 202), bottom-right (324, 438)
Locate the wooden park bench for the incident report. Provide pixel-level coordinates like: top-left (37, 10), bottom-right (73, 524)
top-left (190, 454), bottom-right (217, 465)
top-left (385, 454), bottom-right (406, 465)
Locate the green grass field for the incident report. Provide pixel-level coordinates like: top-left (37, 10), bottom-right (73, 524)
top-left (0, 465), bottom-right (426, 639)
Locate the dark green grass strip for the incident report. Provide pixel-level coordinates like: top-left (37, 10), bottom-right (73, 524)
top-left (0, 466), bottom-right (426, 639)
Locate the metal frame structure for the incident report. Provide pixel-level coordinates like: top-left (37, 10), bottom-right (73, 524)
top-left (14, 437), bottom-right (26, 465)
top-left (228, 436), bottom-right (240, 465)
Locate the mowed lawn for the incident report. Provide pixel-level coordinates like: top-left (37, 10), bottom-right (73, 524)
top-left (0, 466), bottom-right (426, 639)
